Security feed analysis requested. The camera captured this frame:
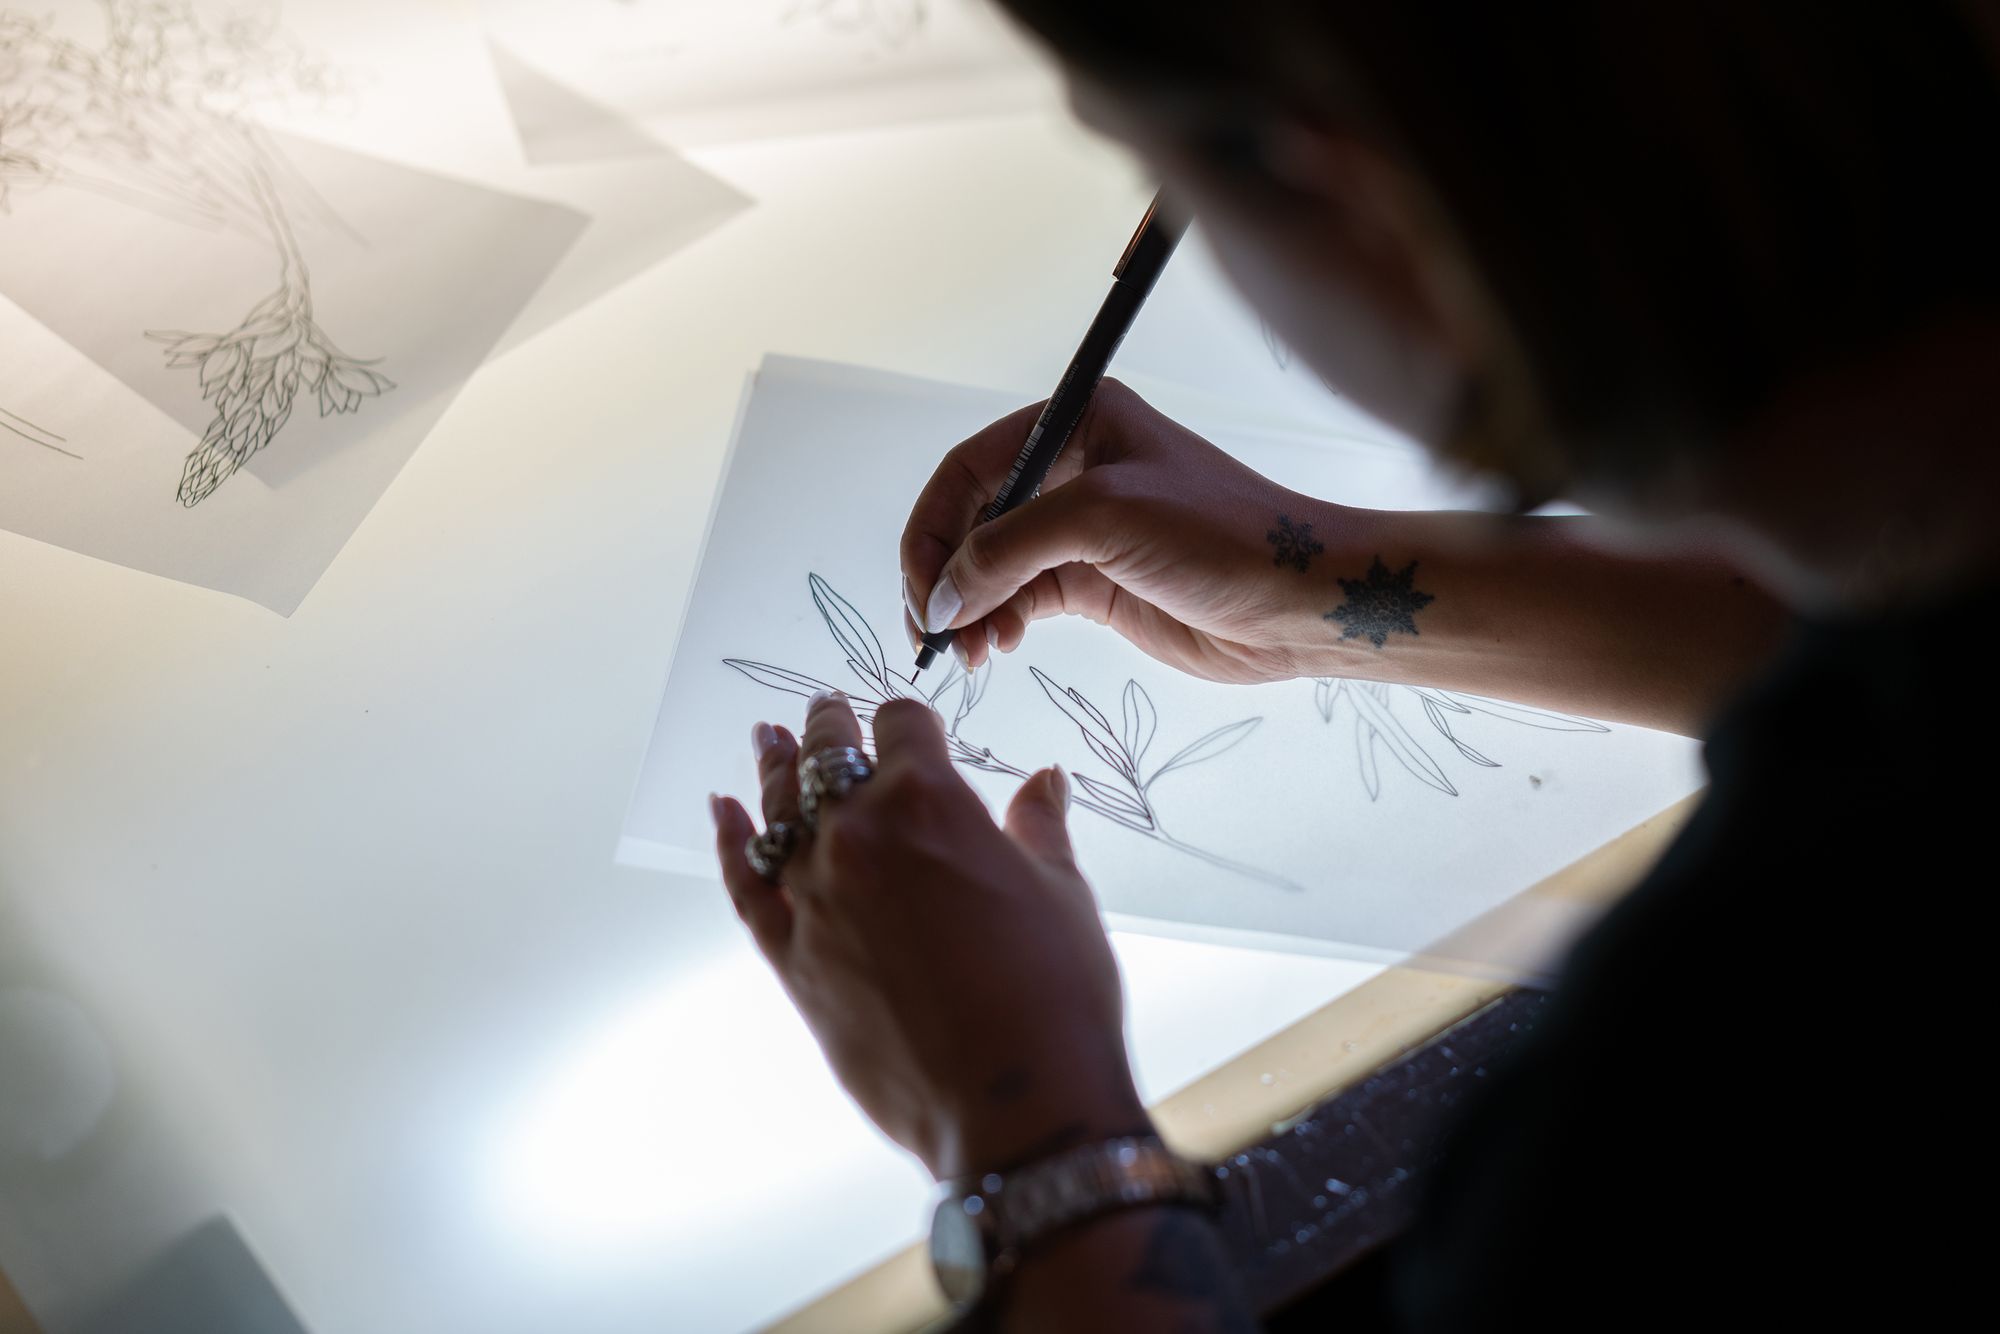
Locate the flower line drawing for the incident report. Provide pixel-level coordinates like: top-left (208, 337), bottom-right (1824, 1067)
top-left (0, 2), bottom-right (393, 506)
top-left (724, 573), bottom-right (1301, 892)
top-left (1312, 676), bottom-right (1610, 800)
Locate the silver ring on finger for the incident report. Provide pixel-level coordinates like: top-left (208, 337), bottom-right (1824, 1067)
top-left (744, 820), bottom-right (803, 883)
top-left (799, 746), bottom-right (874, 832)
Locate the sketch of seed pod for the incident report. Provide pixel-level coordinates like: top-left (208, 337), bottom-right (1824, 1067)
top-left (149, 294), bottom-right (393, 507)
top-left (7, 8), bottom-right (380, 503)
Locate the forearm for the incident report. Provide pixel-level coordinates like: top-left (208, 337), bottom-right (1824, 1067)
top-left (991, 1206), bottom-right (1257, 1334)
top-left (1268, 503), bottom-right (1790, 736)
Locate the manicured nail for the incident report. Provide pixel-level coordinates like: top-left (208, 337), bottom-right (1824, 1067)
top-left (985, 622), bottom-right (1002, 652)
top-left (924, 573), bottom-right (962, 634)
top-left (809, 688), bottom-right (845, 707)
top-left (903, 573), bottom-right (923, 626)
top-left (751, 721), bottom-right (778, 757)
top-left (1051, 766), bottom-right (1071, 813)
top-left (951, 638), bottom-right (971, 670)
top-left (708, 793), bottom-right (724, 825)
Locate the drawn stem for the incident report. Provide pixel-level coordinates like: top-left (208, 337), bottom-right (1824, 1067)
top-left (1151, 829), bottom-right (1306, 894)
top-left (241, 151), bottom-right (309, 304)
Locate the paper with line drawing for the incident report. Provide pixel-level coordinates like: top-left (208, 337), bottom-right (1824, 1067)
top-left (0, 1), bottom-right (746, 613)
top-left (621, 356), bottom-right (1707, 963)
top-left (479, 0), bottom-right (1057, 151)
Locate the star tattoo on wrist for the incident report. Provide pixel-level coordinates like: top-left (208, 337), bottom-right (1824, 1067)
top-left (1266, 514), bottom-right (1325, 572)
top-left (1327, 556), bottom-right (1435, 648)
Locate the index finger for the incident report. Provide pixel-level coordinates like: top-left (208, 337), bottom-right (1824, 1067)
top-left (900, 400), bottom-right (1081, 616)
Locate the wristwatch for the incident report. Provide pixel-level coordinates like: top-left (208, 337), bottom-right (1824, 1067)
top-left (928, 1134), bottom-right (1221, 1312)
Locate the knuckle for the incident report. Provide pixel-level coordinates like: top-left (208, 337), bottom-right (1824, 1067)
top-left (871, 760), bottom-right (929, 805)
top-left (957, 527), bottom-right (1006, 585)
top-left (816, 814), bottom-right (879, 873)
top-left (877, 761), bottom-right (960, 823)
top-left (1095, 376), bottom-right (1146, 417)
top-left (874, 697), bottom-right (933, 730)
top-left (1072, 462), bottom-right (1131, 508)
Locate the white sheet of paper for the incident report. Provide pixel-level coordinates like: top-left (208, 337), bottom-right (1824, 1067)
top-left (622, 356), bottom-right (1706, 966)
top-left (478, 0), bottom-right (1058, 150)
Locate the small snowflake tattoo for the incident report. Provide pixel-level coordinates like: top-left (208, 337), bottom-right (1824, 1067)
top-left (1266, 514), bottom-right (1325, 573)
top-left (1326, 556), bottom-right (1435, 648)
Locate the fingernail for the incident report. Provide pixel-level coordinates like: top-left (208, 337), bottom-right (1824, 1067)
top-left (809, 688), bottom-right (845, 707)
top-left (951, 638), bottom-right (971, 670)
top-left (985, 622), bottom-right (1002, 652)
top-left (1051, 765), bottom-right (1071, 813)
top-left (924, 573), bottom-right (962, 634)
top-left (751, 722), bottom-right (778, 757)
top-left (903, 573), bottom-right (923, 626)
top-left (708, 792), bottom-right (723, 824)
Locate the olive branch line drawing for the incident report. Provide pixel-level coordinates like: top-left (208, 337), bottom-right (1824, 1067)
top-left (724, 574), bottom-right (1302, 892)
top-left (0, 2), bottom-right (392, 506)
top-left (1312, 677), bottom-right (1609, 800)
top-left (1, 401), bottom-right (77, 458)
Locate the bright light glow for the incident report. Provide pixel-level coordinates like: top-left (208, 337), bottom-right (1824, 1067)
top-left (483, 933), bottom-right (1378, 1276)
top-left (485, 949), bottom-right (909, 1265)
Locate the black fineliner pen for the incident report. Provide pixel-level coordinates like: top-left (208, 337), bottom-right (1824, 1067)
top-left (914, 192), bottom-right (1191, 674)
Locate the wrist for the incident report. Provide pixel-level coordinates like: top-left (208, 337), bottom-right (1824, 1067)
top-left (935, 1090), bottom-right (1155, 1182)
top-left (1262, 500), bottom-right (1402, 675)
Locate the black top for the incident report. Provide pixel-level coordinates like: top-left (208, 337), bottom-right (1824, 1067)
top-left (1370, 579), bottom-right (1992, 1326)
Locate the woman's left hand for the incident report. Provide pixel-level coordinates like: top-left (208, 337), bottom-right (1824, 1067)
top-left (710, 690), bottom-right (1153, 1181)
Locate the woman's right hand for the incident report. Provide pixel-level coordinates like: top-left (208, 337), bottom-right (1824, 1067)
top-left (901, 380), bottom-right (1361, 683)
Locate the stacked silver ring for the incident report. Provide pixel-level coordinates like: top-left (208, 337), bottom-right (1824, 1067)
top-left (744, 820), bottom-right (801, 883)
top-left (799, 746), bottom-right (874, 831)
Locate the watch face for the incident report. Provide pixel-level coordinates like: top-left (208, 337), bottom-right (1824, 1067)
top-left (929, 1195), bottom-right (987, 1308)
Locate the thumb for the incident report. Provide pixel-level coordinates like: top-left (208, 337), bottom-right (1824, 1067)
top-left (922, 478), bottom-right (1111, 634)
top-left (1004, 766), bottom-right (1076, 868)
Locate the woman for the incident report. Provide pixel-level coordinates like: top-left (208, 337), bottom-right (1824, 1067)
top-left (710, 4), bottom-right (1998, 1328)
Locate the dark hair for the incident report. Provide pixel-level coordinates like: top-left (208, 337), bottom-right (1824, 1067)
top-left (997, 1), bottom-right (2000, 484)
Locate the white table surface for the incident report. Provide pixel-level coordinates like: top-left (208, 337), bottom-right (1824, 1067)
top-left (0, 109), bottom-right (1388, 1334)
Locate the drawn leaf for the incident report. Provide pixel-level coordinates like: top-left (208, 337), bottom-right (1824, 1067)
top-left (1031, 668), bottom-right (1133, 776)
top-left (844, 657), bottom-right (891, 703)
top-left (1314, 677), bottom-right (1342, 722)
top-left (1348, 687), bottom-right (1458, 796)
top-left (1067, 792), bottom-right (1158, 835)
top-left (1148, 717), bottom-right (1261, 786)
top-left (1069, 687), bottom-right (1117, 741)
top-left (948, 660), bottom-right (991, 733)
top-left (723, 659), bottom-right (840, 700)
top-left (1420, 696), bottom-right (1500, 767)
top-left (1408, 686), bottom-right (1472, 715)
top-left (1355, 715), bottom-right (1381, 801)
top-left (1120, 680), bottom-right (1158, 764)
top-left (1441, 690), bottom-right (1609, 733)
top-left (809, 574), bottom-right (889, 684)
top-left (923, 659), bottom-right (961, 707)
top-left (1074, 774), bottom-right (1151, 823)
top-left (1079, 730), bottom-right (1132, 777)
